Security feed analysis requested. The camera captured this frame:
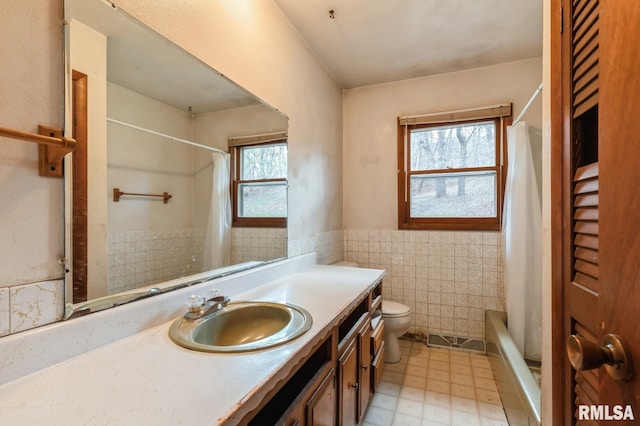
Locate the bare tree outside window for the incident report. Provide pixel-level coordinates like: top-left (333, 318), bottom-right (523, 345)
top-left (407, 121), bottom-right (497, 219)
top-left (232, 141), bottom-right (287, 227)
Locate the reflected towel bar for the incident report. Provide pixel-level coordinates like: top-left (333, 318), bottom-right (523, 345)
top-left (113, 187), bottom-right (172, 204)
top-left (0, 124), bottom-right (76, 177)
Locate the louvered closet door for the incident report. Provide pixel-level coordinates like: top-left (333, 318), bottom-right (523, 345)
top-left (562, 0), bottom-right (602, 424)
top-left (559, 0), bottom-right (640, 424)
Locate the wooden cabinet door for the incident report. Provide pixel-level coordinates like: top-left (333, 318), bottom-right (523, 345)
top-left (358, 319), bottom-right (372, 422)
top-left (339, 339), bottom-right (358, 426)
top-left (306, 368), bottom-right (336, 426)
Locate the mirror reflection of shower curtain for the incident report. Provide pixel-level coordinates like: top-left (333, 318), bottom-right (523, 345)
top-left (502, 121), bottom-right (542, 361)
top-left (203, 152), bottom-right (232, 270)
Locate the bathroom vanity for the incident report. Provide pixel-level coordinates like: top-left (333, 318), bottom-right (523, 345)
top-left (0, 255), bottom-right (385, 425)
top-left (247, 267), bottom-right (385, 425)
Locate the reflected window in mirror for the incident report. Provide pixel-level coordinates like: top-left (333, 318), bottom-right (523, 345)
top-left (231, 139), bottom-right (288, 228)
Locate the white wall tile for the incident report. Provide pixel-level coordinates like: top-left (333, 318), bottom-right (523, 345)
top-left (344, 228), bottom-right (504, 340)
top-left (10, 280), bottom-right (63, 333)
top-left (0, 288), bottom-right (9, 337)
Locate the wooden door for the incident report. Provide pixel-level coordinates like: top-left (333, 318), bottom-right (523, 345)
top-left (306, 368), bottom-right (336, 426)
top-left (339, 339), bottom-right (358, 426)
top-left (358, 319), bottom-right (371, 423)
top-left (597, 0), bottom-right (640, 418)
top-left (553, 0), bottom-right (640, 423)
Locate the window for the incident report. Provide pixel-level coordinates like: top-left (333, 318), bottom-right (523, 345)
top-left (231, 140), bottom-right (287, 228)
top-left (398, 105), bottom-right (511, 231)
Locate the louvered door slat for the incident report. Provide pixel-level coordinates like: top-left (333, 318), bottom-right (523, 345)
top-left (580, 367), bottom-right (599, 392)
top-left (574, 163), bottom-right (599, 180)
top-left (574, 221), bottom-right (598, 235)
top-left (572, 162), bottom-right (600, 422)
top-left (576, 375), bottom-right (598, 406)
top-left (573, 36), bottom-right (598, 72)
top-left (573, 322), bottom-right (600, 426)
top-left (573, 66), bottom-right (599, 96)
top-left (574, 193), bottom-right (598, 207)
top-left (574, 235), bottom-right (598, 250)
top-left (573, 52), bottom-right (598, 85)
top-left (572, 163), bottom-right (600, 296)
top-left (572, 0), bottom-right (599, 118)
top-left (574, 178), bottom-right (599, 194)
top-left (574, 272), bottom-right (599, 293)
top-left (574, 207), bottom-right (598, 221)
top-left (574, 247), bottom-right (599, 263)
top-left (573, 0), bottom-right (598, 40)
top-left (575, 260), bottom-right (599, 279)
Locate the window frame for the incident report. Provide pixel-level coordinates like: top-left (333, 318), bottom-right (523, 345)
top-left (230, 140), bottom-right (288, 228)
top-left (397, 116), bottom-right (511, 231)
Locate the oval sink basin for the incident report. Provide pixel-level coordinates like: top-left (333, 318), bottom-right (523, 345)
top-left (169, 301), bottom-right (313, 353)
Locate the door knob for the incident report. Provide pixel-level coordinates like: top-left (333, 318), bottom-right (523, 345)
top-left (566, 334), bottom-right (633, 381)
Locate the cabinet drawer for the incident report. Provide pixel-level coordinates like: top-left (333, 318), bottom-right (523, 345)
top-left (371, 341), bottom-right (385, 391)
top-left (371, 319), bottom-right (384, 355)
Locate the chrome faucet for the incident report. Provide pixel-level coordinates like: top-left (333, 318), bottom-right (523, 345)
top-left (184, 290), bottom-right (230, 320)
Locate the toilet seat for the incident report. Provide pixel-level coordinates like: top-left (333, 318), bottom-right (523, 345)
top-left (382, 301), bottom-right (410, 318)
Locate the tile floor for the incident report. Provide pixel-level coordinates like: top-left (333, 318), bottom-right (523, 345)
top-left (364, 340), bottom-right (509, 426)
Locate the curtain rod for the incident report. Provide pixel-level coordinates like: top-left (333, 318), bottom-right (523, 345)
top-left (513, 83), bottom-right (543, 126)
top-left (106, 118), bottom-right (226, 154)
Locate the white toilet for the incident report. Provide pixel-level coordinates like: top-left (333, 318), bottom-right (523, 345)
top-left (381, 300), bottom-right (412, 363)
top-left (332, 261), bottom-right (413, 363)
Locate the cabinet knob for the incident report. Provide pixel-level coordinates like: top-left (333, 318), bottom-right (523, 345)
top-left (351, 382), bottom-right (359, 389)
top-left (362, 364), bottom-right (369, 370)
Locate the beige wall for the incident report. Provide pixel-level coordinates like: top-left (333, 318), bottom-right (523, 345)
top-left (107, 82), bottom-right (195, 232)
top-left (343, 57), bottom-right (543, 230)
top-left (0, 1), bottom-right (65, 287)
top-left (0, 1), bottom-right (66, 335)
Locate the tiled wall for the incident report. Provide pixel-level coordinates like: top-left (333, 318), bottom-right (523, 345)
top-left (288, 230), bottom-right (344, 265)
top-left (108, 227), bottom-right (289, 294)
top-left (0, 280), bottom-right (64, 337)
top-left (230, 228), bottom-right (288, 264)
top-left (107, 229), bottom-right (206, 294)
top-left (344, 230), bottom-right (504, 340)
top-left (1, 228), bottom-right (503, 342)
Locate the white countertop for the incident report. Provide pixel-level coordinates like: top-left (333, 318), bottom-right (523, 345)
top-left (0, 264), bottom-right (384, 425)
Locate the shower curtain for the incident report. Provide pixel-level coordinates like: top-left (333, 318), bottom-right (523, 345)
top-left (203, 152), bottom-right (232, 270)
top-left (502, 121), bottom-right (542, 361)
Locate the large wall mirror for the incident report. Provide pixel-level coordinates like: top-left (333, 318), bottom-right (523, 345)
top-left (64, 0), bottom-right (289, 317)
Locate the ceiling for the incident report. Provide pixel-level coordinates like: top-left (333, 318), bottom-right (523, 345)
top-left (66, 0), bottom-right (260, 114)
top-left (274, 0), bottom-right (543, 89)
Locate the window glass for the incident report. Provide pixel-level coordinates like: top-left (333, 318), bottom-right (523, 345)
top-left (232, 141), bottom-right (288, 227)
top-left (409, 122), bottom-right (495, 171)
top-left (240, 143), bottom-right (287, 180)
top-left (409, 172), bottom-right (497, 218)
top-left (238, 182), bottom-right (287, 218)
